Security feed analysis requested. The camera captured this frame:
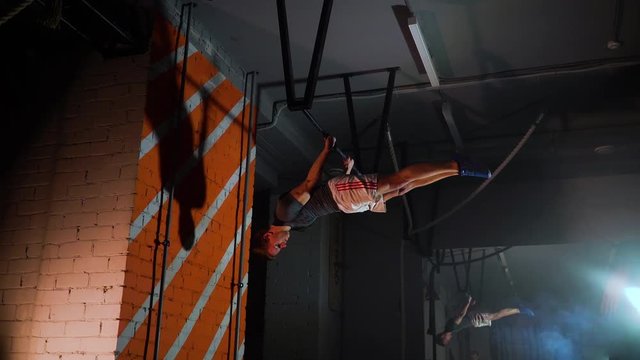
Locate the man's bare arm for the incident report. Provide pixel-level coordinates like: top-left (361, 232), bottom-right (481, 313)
top-left (290, 136), bottom-right (335, 204)
top-left (453, 295), bottom-right (474, 325)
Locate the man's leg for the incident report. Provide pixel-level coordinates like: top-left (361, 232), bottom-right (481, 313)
top-left (485, 308), bottom-right (520, 321)
top-left (378, 161), bottom-right (459, 197)
top-left (381, 174), bottom-right (453, 201)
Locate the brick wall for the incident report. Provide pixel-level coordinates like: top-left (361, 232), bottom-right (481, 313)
top-left (0, 49), bottom-right (148, 359)
top-left (114, 16), bottom-right (255, 360)
top-left (0, 12), bottom-right (254, 360)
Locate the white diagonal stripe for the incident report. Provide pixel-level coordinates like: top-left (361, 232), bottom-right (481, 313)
top-left (116, 149), bottom-right (255, 357)
top-left (139, 72), bottom-right (227, 160)
top-left (237, 341), bottom-right (245, 360)
top-left (130, 97), bottom-right (249, 241)
top-left (165, 222), bottom-right (251, 360)
top-left (203, 272), bottom-right (249, 360)
top-left (148, 43), bottom-right (198, 80)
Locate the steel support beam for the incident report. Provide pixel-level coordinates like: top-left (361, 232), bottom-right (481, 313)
top-left (372, 68), bottom-right (397, 172)
top-left (276, 0), bottom-right (333, 111)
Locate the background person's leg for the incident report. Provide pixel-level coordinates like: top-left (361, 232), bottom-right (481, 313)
top-left (485, 308), bottom-right (520, 321)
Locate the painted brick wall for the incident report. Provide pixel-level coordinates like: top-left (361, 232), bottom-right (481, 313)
top-left (0, 48), bottom-right (148, 359)
top-left (114, 15), bottom-right (255, 360)
top-left (0, 12), bottom-right (254, 360)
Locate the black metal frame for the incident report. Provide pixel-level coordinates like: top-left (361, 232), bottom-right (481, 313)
top-left (277, 0), bottom-right (333, 111)
top-left (265, 65), bottom-right (400, 178)
top-left (611, 0), bottom-right (624, 46)
top-left (343, 77), bottom-right (362, 167)
top-left (372, 68), bottom-right (397, 172)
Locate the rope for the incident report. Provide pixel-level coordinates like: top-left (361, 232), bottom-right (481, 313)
top-left (384, 123), bottom-right (414, 234)
top-left (0, 0), bottom-right (34, 27)
top-left (40, 0), bottom-right (62, 29)
top-left (302, 109), bottom-right (365, 178)
top-left (410, 111), bottom-right (546, 235)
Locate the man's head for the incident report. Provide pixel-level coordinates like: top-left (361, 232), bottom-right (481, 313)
top-left (435, 331), bottom-right (453, 347)
top-left (250, 225), bottom-right (290, 259)
top-left (470, 350), bottom-right (480, 360)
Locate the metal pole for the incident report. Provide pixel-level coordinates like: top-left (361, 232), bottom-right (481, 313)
top-left (226, 68), bottom-right (251, 360)
top-left (233, 71), bottom-right (258, 360)
top-left (464, 248), bottom-right (472, 293)
top-left (372, 68), bottom-right (396, 172)
top-left (276, 0), bottom-right (334, 110)
top-left (302, 0), bottom-right (334, 107)
top-left (275, 0), bottom-right (296, 107)
top-left (400, 236), bottom-right (406, 360)
top-left (450, 249), bottom-right (462, 292)
top-left (259, 66), bottom-right (400, 89)
top-left (479, 249), bottom-right (486, 303)
top-left (429, 264), bottom-right (438, 360)
top-left (343, 76), bottom-right (362, 167)
top-left (143, 199), bottom-right (164, 359)
top-left (153, 3), bottom-right (193, 359)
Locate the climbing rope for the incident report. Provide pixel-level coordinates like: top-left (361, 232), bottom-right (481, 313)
top-left (0, 0), bottom-right (34, 27)
top-left (302, 109), bottom-right (366, 179)
top-left (410, 111), bottom-right (546, 235)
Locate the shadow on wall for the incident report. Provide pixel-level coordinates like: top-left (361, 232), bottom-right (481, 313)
top-left (149, 14), bottom-right (252, 250)
top-left (150, 16), bottom-right (206, 250)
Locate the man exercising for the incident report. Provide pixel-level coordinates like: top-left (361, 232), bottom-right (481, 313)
top-left (252, 136), bottom-right (492, 259)
top-left (436, 295), bottom-right (535, 347)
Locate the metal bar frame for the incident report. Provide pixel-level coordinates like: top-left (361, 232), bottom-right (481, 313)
top-left (441, 100), bottom-right (465, 153)
top-left (372, 68), bottom-right (397, 172)
top-left (260, 66), bottom-right (401, 89)
top-left (611, 0), bottom-right (624, 45)
top-left (434, 247), bottom-right (512, 266)
top-left (276, 0), bottom-right (334, 111)
top-left (450, 249), bottom-right (462, 292)
top-left (153, 3), bottom-right (193, 360)
top-left (233, 70), bottom-right (258, 360)
top-left (343, 76), bottom-right (362, 167)
top-left (463, 247), bottom-right (472, 293)
top-left (479, 249), bottom-right (486, 303)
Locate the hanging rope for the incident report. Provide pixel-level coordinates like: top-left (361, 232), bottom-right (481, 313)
top-left (301, 109), bottom-right (365, 176)
top-left (410, 111), bottom-right (546, 235)
top-left (40, 0), bottom-right (62, 29)
top-left (384, 123), bottom-right (415, 235)
top-left (0, 0), bottom-right (34, 27)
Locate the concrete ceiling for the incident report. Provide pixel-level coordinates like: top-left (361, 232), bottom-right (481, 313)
top-left (194, 0), bottom-right (640, 193)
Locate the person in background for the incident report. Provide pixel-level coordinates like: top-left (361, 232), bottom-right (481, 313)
top-left (436, 295), bottom-right (535, 347)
